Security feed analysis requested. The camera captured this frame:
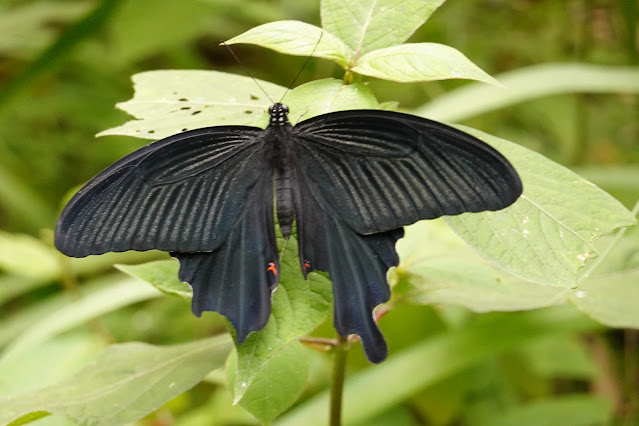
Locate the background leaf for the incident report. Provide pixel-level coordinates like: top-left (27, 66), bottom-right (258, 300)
top-left (416, 63), bottom-right (639, 122)
top-left (0, 336), bottom-right (232, 426)
top-left (0, 275), bottom-right (161, 365)
top-left (277, 307), bottom-right (600, 425)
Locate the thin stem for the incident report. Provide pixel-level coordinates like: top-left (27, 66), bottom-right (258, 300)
top-left (330, 333), bottom-right (349, 426)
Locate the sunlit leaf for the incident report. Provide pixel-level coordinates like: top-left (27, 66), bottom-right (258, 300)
top-left (225, 20), bottom-right (352, 67)
top-left (352, 43), bottom-right (500, 84)
top-left (321, 0), bottom-right (445, 55)
top-left (98, 70), bottom-right (286, 139)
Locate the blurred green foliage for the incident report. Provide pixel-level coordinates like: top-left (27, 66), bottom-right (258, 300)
top-left (0, 0), bottom-right (638, 425)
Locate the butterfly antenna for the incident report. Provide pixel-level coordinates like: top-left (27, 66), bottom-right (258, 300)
top-left (220, 40), bottom-right (275, 104)
top-left (279, 32), bottom-right (323, 103)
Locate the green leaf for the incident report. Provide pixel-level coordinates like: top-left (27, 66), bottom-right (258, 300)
top-left (415, 63), bottom-right (639, 122)
top-left (278, 307), bottom-right (599, 425)
top-left (352, 43), bottom-right (500, 84)
top-left (474, 394), bottom-right (612, 426)
top-left (284, 78), bottom-right (380, 122)
top-left (444, 127), bottom-right (636, 287)
top-left (570, 268), bottom-right (639, 328)
top-left (321, 0), bottom-right (445, 56)
top-left (98, 70), bottom-right (286, 139)
top-left (0, 336), bottom-right (232, 426)
top-left (228, 343), bottom-right (310, 425)
top-left (225, 20), bottom-right (353, 67)
top-left (395, 220), bottom-right (568, 312)
top-left (232, 235), bottom-right (332, 402)
top-left (0, 275), bottom-right (161, 365)
top-left (116, 259), bottom-right (192, 299)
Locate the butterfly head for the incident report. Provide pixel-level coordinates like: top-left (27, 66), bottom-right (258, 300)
top-left (268, 103), bottom-right (290, 127)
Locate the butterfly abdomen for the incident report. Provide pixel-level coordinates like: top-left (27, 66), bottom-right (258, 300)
top-left (275, 168), bottom-right (294, 238)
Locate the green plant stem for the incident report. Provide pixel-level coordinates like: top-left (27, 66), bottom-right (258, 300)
top-left (330, 334), bottom-right (349, 426)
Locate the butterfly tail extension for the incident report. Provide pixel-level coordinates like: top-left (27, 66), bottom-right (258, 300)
top-left (324, 217), bottom-right (403, 363)
top-left (171, 173), bottom-right (279, 344)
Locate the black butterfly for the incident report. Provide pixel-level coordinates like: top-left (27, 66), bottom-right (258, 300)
top-left (55, 103), bottom-right (522, 363)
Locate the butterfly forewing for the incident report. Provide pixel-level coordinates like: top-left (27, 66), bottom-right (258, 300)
top-left (293, 110), bottom-right (522, 235)
top-left (55, 126), bottom-right (266, 257)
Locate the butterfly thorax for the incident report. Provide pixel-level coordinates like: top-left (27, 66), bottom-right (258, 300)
top-left (267, 103), bottom-right (295, 238)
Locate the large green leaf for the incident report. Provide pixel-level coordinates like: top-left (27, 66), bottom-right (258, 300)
top-left (232, 235), bottom-right (332, 402)
top-left (320, 0), bottom-right (445, 56)
top-left (352, 43), bottom-right (500, 84)
top-left (444, 127), bottom-right (636, 287)
top-left (394, 220), bottom-right (568, 312)
top-left (225, 20), bottom-right (353, 67)
top-left (277, 307), bottom-right (599, 425)
top-left (0, 336), bottom-right (232, 426)
top-left (416, 63), bottom-right (639, 122)
top-left (228, 343), bottom-right (310, 425)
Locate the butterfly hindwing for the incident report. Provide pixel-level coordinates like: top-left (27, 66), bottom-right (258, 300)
top-left (171, 167), bottom-right (278, 343)
top-left (293, 166), bottom-right (403, 363)
top-left (55, 126), bottom-right (266, 256)
top-left (293, 110), bottom-right (522, 234)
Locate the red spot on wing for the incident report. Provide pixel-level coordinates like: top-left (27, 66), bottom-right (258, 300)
top-left (303, 260), bottom-right (311, 271)
top-left (267, 262), bottom-right (278, 276)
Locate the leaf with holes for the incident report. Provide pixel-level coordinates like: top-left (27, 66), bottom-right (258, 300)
top-left (98, 70), bottom-right (286, 139)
